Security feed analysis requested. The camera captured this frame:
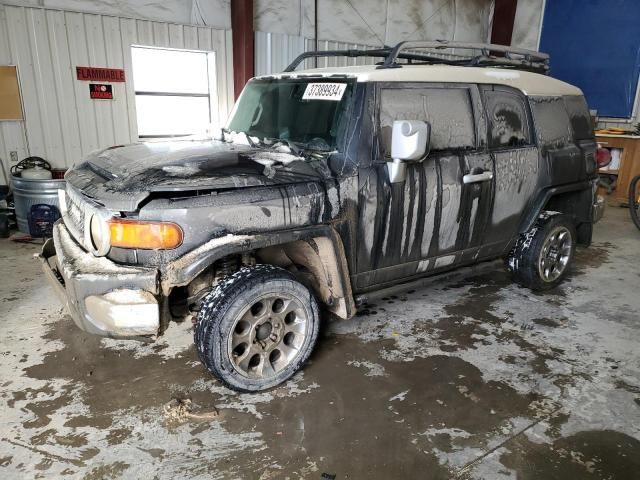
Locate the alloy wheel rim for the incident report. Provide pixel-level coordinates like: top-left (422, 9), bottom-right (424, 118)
top-left (538, 226), bottom-right (572, 282)
top-left (228, 294), bottom-right (308, 379)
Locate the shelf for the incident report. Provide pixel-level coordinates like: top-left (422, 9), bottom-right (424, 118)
top-left (596, 134), bottom-right (640, 140)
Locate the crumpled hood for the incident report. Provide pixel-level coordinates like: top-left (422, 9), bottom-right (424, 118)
top-left (65, 139), bottom-right (331, 211)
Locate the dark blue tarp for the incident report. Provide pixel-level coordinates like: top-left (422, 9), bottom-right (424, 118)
top-left (540, 0), bottom-right (640, 118)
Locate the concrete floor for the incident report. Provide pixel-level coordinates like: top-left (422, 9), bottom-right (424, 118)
top-left (1, 207), bottom-right (639, 480)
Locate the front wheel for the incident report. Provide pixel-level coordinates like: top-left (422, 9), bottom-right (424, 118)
top-left (629, 175), bottom-right (640, 231)
top-left (507, 211), bottom-right (576, 291)
top-left (194, 264), bottom-right (320, 392)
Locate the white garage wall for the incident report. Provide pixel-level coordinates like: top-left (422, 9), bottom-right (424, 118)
top-left (254, 0), bottom-right (499, 76)
top-left (0, 0), bottom-right (232, 29)
top-left (254, 31), bottom-right (488, 77)
top-left (0, 3), bottom-right (234, 173)
top-left (254, 0), bottom-right (494, 47)
top-left (254, 32), bottom-right (380, 76)
top-left (511, 0), bottom-right (544, 51)
top-left (254, 31), bottom-right (307, 76)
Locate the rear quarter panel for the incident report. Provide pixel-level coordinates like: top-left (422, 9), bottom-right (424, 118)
top-left (530, 95), bottom-right (584, 187)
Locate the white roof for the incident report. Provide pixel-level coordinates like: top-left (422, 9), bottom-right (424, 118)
top-left (257, 64), bottom-right (583, 97)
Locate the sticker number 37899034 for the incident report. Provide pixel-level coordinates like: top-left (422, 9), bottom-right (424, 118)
top-left (302, 83), bottom-right (347, 101)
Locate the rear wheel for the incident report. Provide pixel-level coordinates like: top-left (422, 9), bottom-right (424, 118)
top-left (629, 175), bottom-right (640, 231)
top-left (507, 212), bottom-right (576, 290)
top-left (194, 264), bottom-right (320, 392)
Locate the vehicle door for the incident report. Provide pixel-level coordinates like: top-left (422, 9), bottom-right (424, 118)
top-left (354, 83), bottom-right (494, 290)
top-left (479, 85), bottom-right (539, 255)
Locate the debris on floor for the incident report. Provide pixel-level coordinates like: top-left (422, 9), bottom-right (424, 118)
top-left (162, 397), bottom-right (219, 426)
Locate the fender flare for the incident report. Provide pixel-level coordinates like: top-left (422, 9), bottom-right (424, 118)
top-left (518, 181), bottom-right (593, 234)
top-left (160, 224), bottom-right (356, 318)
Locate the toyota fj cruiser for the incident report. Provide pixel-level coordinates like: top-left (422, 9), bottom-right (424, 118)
top-left (42, 41), bottom-right (605, 392)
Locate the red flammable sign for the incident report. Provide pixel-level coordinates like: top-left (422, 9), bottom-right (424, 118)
top-left (76, 66), bottom-right (125, 82)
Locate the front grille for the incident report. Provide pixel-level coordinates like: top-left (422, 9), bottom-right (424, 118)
top-left (63, 185), bottom-right (92, 248)
top-left (66, 188), bottom-right (85, 233)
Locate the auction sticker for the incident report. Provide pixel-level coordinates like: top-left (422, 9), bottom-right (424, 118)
top-left (302, 83), bottom-right (347, 101)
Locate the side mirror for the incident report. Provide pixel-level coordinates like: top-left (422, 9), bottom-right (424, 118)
top-left (388, 120), bottom-right (430, 183)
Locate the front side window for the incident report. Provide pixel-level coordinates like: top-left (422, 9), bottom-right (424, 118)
top-left (226, 79), bottom-right (354, 151)
top-left (484, 89), bottom-right (531, 148)
top-left (379, 86), bottom-right (476, 156)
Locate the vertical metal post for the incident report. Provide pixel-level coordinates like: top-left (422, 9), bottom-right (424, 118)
top-left (314, 0), bottom-right (318, 67)
top-left (490, 0), bottom-right (518, 46)
top-left (231, 0), bottom-right (254, 99)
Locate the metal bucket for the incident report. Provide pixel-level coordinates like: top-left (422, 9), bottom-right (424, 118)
top-left (12, 174), bottom-right (66, 234)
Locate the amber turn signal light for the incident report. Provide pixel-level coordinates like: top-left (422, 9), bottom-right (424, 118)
top-left (108, 219), bottom-right (183, 250)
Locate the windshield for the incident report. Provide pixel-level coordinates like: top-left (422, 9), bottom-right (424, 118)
top-left (226, 78), bottom-right (354, 151)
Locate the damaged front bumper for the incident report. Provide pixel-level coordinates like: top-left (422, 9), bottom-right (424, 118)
top-left (41, 221), bottom-right (160, 337)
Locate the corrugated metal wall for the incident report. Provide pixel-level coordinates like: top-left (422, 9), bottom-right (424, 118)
top-left (0, 3), bottom-right (234, 173)
top-left (254, 31), bottom-right (378, 76)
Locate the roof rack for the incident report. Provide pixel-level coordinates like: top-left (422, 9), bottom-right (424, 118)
top-left (284, 40), bottom-right (550, 75)
top-left (284, 48), bottom-right (391, 72)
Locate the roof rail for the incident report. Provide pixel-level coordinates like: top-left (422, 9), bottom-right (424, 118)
top-left (283, 40), bottom-right (550, 75)
top-left (283, 48), bottom-right (391, 72)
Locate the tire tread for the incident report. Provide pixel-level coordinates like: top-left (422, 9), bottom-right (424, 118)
top-left (506, 211), bottom-right (575, 291)
top-left (194, 264), bottom-right (319, 392)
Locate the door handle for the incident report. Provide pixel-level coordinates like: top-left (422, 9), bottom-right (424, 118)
top-left (463, 171), bottom-right (493, 184)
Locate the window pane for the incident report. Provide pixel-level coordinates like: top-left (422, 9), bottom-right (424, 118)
top-left (530, 97), bottom-right (573, 148)
top-left (485, 90), bottom-right (530, 148)
top-left (563, 95), bottom-right (593, 140)
top-left (380, 88), bottom-right (475, 154)
top-left (135, 95), bottom-right (210, 136)
top-left (132, 47), bottom-right (209, 94)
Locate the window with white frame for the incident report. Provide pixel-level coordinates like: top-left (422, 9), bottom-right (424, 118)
top-left (131, 46), bottom-right (216, 138)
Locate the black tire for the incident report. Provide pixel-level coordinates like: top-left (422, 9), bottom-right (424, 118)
top-left (194, 264), bottom-right (320, 392)
top-left (506, 211), bottom-right (576, 291)
top-left (629, 175), bottom-right (640, 231)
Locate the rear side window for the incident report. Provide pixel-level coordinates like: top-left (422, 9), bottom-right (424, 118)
top-left (563, 95), bottom-right (594, 140)
top-left (484, 89), bottom-right (531, 148)
top-left (379, 87), bottom-right (475, 155)
top-left (530, 97), bottom-right (573, 148)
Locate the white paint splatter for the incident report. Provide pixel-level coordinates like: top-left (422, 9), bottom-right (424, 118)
top-left (390, 390), bottom-right (410, 402)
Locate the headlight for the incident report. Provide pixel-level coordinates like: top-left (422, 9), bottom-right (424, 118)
top-left (90, 214), bottom-right (111, 256)
top-left (109, 219), bottom-right (183, 250)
